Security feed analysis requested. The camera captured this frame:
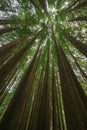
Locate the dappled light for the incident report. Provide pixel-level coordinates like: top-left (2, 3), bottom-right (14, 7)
top-left (0, 0), bottom-right (87, 130)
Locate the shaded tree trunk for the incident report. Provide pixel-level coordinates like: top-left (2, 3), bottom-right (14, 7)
top-left (0, 27), bottom-right (20, 35)
top-left (55, 72), bottom-right (65, 130)
top-left (69, 16), bottom-right (87, 22)
top-left (36, 45), bottom-right (51, 130)
top-left (52, 28), bottom-right (87, 130)
top-left (0, 19), bottom-right (25, 25)
top-left (60, 28), bottom-right (87, 57)
top-left (27, 67), bottom-right (44, 130)
top-left (0, 32), bottom-right (35, 64)
top-left (63, 0), bottom-right (79, 13)
top-left (0, 42), bottom-right (42, 130)
top-left (52, 62), bottom-right (61, 130)
top-left (38, 0), bottom-right (48, 15)
top-left (0, 30), bottom-right (41, 97)
top-left (0, 67), bottom-right (19, 106)
top-left (66, 44), bottom-right (87, 82)
top-left (68, 0), bottom-right (87, 12)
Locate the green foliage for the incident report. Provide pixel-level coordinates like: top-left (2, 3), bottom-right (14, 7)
top-left (0, 0), bottom-right (87, 129)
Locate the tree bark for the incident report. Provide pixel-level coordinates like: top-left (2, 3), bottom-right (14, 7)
top-left (0, 34), bottom-right (29, 64)
top-left (60, 28), bottom-right (87, 57)
top-left (0, 32), bottom-right (35, 64)
top-left (38, 0), bottom-right (48, 15)
top-left (69, 16), bottom-right (87, 22)
top-left (0, 67), bottom-right (19, 106)
top-left (0, 27), bottom-right (20, 35)
top-left (66, 44), bottom-right (87, 82)
top-left (36, 45), bottom-right (51, 130)
top-left (52, 62), bottom-right (61, 130)
top-left (63, 0), bottom-right (79, 13)
top-left (52, 28), bottom-right (87, 130)
top-left (68, 0), bottom-right (87, 12)
top-left (27, 67), bottom-right (44, 130)
top-left (0, 42), bottom-right (42, 130)
top-left (0, 30), bottom-right (41, 97)
top-left (0, 20), bottom-right (25, 25)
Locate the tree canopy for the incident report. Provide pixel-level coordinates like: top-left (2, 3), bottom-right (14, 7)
top-left (0, 0), bottom-right (87, 130)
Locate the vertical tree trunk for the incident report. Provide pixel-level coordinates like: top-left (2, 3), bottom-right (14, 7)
top-left (0, 34), bottom-right (30, 64)
top-left (52, 28), bottom-right (87, 130)
top-left (38, 0), bottom-right (48, 15)
top-left (68, 0), bottom-right (87, 12)
top-left (27, 67), bottom-right (44, 130)
top-left (55, 73), bottom-right (65, 130)
top-left (36, 45), bottom-right (51, 130)
top-left (0, 42), bottom-right (42, 130)
top-left (0, 67), bottom-right (19, 106)
top-left (63, 0), bottom-right (79, 13)
top-left (66, 44), bottom-right (87, 82)
top-left (60, 28), bottom-right (87, 57)
top-left (0, 30), bottom-right (41, 97)
top-left (52, 62), bottom-right (61, 130)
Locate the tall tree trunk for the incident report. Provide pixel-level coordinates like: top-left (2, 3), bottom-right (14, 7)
top-left (52, 28), bottom-right (87, 130)
top-left (0, 32), bottom-right (35, 64)
top-left (69, 16), bottom-right (87, 22)
top-left (27, 67), bottom-right (44, 130)
top-left (66, 44), bottom-right (87, 82)
top-left (60, 28), bottom-right (87, 57)
top-left (0, 42), bottom-right (42, 130)
top-left (55, 72), bottom-right (65, 130)
top-left (63, 0), bottom-right (79, 13)
top-left (52, 62), bottom-right (61, 130)
top-left (68, 0), bottom-right (87, 12)
top-left (0, 67), bottom-right (19, 106)
top-left (36, 45), bottom-right (51, 130)
top-left (38, 0), bottom-right (48, 15)
top-left (0, 27), bottom-right (20, 35)
top-left (0, 19), bottom-right (25, 25)
top-left (0, 30), bottom-right (41, 97)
